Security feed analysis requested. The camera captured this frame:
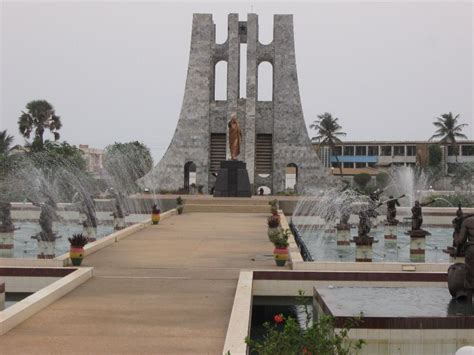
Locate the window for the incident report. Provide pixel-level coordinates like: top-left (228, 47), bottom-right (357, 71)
top-left (331, 162), bottom-right (339, 168)
top-left (368, 162), bottom-right (376, 167)
top-left (381, 146), bottom-right (392, 156)
top-left (333, 146), bottom-right (342, 156)
top-left (343, 146), bottom-right (354, 156)
top-left (355, 146), bottom-right (367, 156)
top-left (393, 146), bottom-right (405, 156)
top-left (343, 162), bottom-right (354, 168)
top-left (257, 61), bottom-right (272, 101)
top-left (368, 146), bottom-right (378, 156)
top-left (462, 145), bottom-right (474, 156)
top-left (406, 146), bottom-right (416, 156)
top-left (285, 163), bottom-right (298, 191)
top-left (355, 162), bottom-right (367, 168)
top-left (448, 146), bottom-right (459, 156)
top-left (214, 61), bottom-right (227, 100)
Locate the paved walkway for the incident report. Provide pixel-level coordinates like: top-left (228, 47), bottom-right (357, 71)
top-left (0, 213), bottom-right (280, 354)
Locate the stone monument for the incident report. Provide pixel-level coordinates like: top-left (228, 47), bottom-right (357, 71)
top-left (141, 13), bottom-right (330, 194)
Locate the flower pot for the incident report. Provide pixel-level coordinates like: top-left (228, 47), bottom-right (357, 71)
top-left (273, 247), bottom-right (288, 267)
top-left (69, 246), bottom-right (84, 266)
top-left (151, 213), bottom-right (161, 225)
top-left (177, 205), bottom-right (184, 215)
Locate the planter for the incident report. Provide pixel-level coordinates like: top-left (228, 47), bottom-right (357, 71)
top-left (177, 205), bottom-right (184, 215)
top-left (69, 246), bottom-right (84, 266)
top-left (151, 213), bottom-right (161, 225)
top-left (273, 247), bottom-right (289, 267)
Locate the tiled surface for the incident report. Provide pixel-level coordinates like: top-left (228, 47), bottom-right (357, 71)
top-left (0, 212), bottom-right (280, 354)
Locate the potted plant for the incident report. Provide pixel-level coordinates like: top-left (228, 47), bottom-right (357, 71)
top-left (68, 233), bottom-right (88, 266)
top-left (272, 229), bottom-right (290, 267)
top-left (267, 215), bottom-right (281, 241)
top-left (269, 199), bottom-right (279, 215)
top-left (151, 204), bottom-right (161, 225)
top-left (176, 196), bottom-right (184, 215)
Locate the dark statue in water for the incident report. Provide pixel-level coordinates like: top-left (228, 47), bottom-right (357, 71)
top-left (410, 200), bottom-right (435, 231)
top-left (0, 201), bottom-right (14, 233)
top-left (32, 197), bottom-right (61, 242)
top-left (386, 195), bottom-right (402, 225)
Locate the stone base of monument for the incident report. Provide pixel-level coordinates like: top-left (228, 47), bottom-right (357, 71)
top-left (384, 223), bottom-right (398, 248)
top-left (406, 229), bottom-right (431, 262)
top-left (443, 246), bottom-right (465, 264)
top-left (213, 160), bottom-right (251, 198)
top-left (351, 236), bottom-right (378, 262)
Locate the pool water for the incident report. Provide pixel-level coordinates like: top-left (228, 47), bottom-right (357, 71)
top-left (301, 225), bottom-right (452, 263)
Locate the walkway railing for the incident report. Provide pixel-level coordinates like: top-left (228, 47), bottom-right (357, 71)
top-left (289, 220), bottom-right (314, 261)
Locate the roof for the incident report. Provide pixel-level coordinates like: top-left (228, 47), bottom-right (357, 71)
top-left (313, 139), bottom-right (474, 145)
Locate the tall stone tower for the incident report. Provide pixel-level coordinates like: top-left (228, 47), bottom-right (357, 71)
top-left (143, 13), bottom-right (330, 194)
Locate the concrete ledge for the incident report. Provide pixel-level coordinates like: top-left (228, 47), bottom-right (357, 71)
top-left (223, 270), bottom-right (253, 355)
top-left (0, 258), bottom-right (63, 268)
top-left (280, 212), bottom-right (304, 266)
top-left (56, 209), bottom-right (177, 265)
top-left (0, 267), bottom-right (93, 335)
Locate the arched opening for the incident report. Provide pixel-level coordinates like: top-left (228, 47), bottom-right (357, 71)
top-left (285, 163), bottom-right (298, 191)
top-left (257, 61), bottom-right (273, 101)
top-left (184, 161), bottom-right (197, 193)
top-left (256, 185), bottom-right (271, 196)
top-left (214, 61), bottom-right (227, 101)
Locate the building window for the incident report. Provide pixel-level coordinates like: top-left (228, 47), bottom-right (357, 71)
top-left (331, 162), bottom-right (339, 168)
top-left (368, 146), bottom-right (378, 156)
top-left (381, 146), bottom-right (392, 156)
top-left (343, 162), bottom-right (354, 168)
top-left (406, 163), bottom-right (416, 167)
top-left (344, 146), bottom-right (354, 156)
top-left (462, 145), bottom-right (474, 156)
top-left (355, 162), bottom-right (367, 168)
top-left (333, 146), bottom-right (342, 156)
top-left (447, 146), bottom-right (459, 156)
top-left (393, 146), bottom-right (405, 156)
top-left (406, 146), bottom-right (416, 156)
top-left (368, 162), bottom-right (376, 167)
top-left (355, 146), bottom-right (367, 156)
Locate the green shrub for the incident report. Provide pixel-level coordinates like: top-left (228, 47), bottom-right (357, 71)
top-left (353, 173), bottom-right (371, 189)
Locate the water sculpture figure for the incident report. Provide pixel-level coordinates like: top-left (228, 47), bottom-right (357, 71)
top-left (110, 190), bottom-right (126, 230)
top-left (448, 212), bottom-right (474, 303)
top-left (31, 197), bottom-right (61, 259)
top-left (73, 192), bottom-right (98, 241)
top-left (405, 200), bottom-right (435, 262)
top-left (351, 202), bottom-right (381, 262)
top-left (0, 201), bottom-right (15, 257)
top-left (336, 210), bottom-right (351, 246)
top-left (444, 204), bottom-right (466, 262)
top-left (384, 195), bottom-right (405, 246)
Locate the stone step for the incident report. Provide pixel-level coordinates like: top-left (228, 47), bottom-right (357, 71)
top-left (183, 204), bottom-right (270, 213)
top-left (182, 198), bottom-right (271, 206)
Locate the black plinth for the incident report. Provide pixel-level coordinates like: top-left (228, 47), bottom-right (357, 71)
top-left (213, 160), bottom-right (251, 197)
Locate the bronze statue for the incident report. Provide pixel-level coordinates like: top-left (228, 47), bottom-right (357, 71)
top-left (457, 215), bottom-right (474, 294)
top-left (228, 113), bottom-right (242, 160)
top-left (386, 195), bottom-right (405, 225)
top-left (410, 200), bottom-right (435, 231)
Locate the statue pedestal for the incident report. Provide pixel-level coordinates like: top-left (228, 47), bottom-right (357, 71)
top-left (384, 223), bottom-right (398, 248)
top-left (336, 226), bottom-right (351, 247)
top-left (351, 235), bottom-right (378, 262)
top-left (405, 229), bottom-right (431, 262)
top-left (443, 246), bottom-right (465, 264)
top-left (213, 161), bottom-right (251, 197)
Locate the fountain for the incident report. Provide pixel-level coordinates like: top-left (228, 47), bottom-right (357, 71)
top-left (383, 194), bottom-right (405, 248)
top-left (0, 202), bottom-right (15, 257)
top-left (30, 197), bottom-right (62, 259)
top-left (350, 201), bottom-right (380, 262)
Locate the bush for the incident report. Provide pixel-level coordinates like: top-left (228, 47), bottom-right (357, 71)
top-left (353, 173), bottom-right (371, 189)
top-left (245, 291), bottom-right (365, 355)
top-left (376, 172), bottom-right (389, 189)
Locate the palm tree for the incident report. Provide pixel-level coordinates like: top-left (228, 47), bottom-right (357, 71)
top-left (0, 130), bottom-right (14, 156)
top-left (310, 112), bottom-right (346, 177)
top-left (18, 100), bottom-right (62, 150)
top-left (429, 112), bottom-right (468, 168)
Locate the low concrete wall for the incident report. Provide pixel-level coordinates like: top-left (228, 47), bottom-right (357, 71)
top-left (0, 267), bottom-right (93, 335)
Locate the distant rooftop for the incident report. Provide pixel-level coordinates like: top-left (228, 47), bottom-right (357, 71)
top-left (312, 139), bottom-right (474, 145)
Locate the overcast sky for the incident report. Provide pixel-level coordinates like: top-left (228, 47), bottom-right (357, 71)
top-left (1, 1), bottom-right (473, 162)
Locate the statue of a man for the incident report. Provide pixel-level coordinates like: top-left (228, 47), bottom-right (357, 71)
top-left (228, 113), bottom-right (242, 160)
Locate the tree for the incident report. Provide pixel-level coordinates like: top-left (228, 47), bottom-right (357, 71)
top-left (18, 100), bottom-right (62, 151)
top-left (103, 142), bottom-right (153, 193)
top-left (0, 130), bottom-right (14, 156)
top-left (428, 144), bottom-right (443, 168)
top-left (452, 163), bottom-right (474, 192)
top-left (429, 112), bottom-right (468, 165)
top-left (310, 113), bottom-right (346, 177)
top-left (354, 173), bottom-right (372, 190)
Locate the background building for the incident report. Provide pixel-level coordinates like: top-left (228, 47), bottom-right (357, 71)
top-left (79, 144), bottom-right (104, 177)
